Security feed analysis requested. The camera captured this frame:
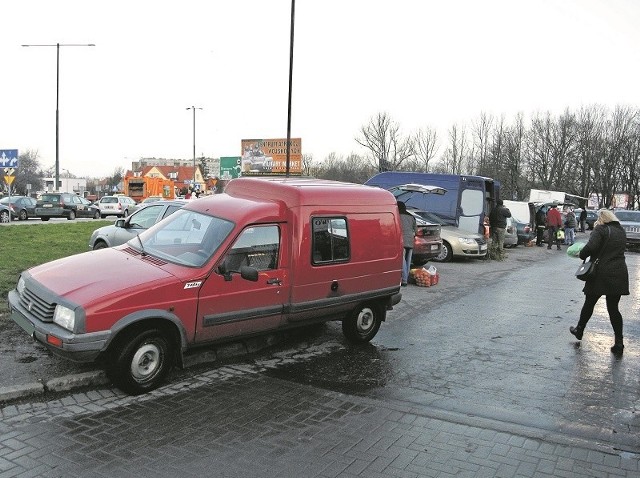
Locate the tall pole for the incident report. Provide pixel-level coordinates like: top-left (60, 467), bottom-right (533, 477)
top-left (22, 43), bottom-right (95, 191)
top-left (285, 0), bottom-right (296, 177)
top-left (186, 106), bottom-right (202, 191)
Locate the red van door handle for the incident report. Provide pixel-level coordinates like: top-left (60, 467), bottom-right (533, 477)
top-left (266, 278), bottom-right (282, 286)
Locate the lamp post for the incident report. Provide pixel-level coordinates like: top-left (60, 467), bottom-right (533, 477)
top-left (22, 42), bottom-right (95, 192)
top-left (186, 106), bottom-right (203, 192)
top-left (285, 0), bottom-right (296, 177)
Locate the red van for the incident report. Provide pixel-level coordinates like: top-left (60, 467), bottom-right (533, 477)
top-left (9, 177), bottom-right (403, 394)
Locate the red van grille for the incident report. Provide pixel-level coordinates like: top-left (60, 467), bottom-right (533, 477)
top-left (19, 286), bottom-right (55, 322)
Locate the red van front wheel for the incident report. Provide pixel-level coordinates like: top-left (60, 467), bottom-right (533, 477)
top-left (342, 303), bottom-right (383, 343)
top-left (108, 328), bottom-right (175, 395)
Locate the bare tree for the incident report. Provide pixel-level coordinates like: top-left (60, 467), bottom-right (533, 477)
top-left (413, 126), bottom-right (439, 172)
top-left (574, 106), bottom-right (607, 202)
top-left (301, 153), bottom-right (314, 176)
top-left (355, 112), bottom-right (414, 172)
top-left (10, 150), bottom-right (44, 196)
top-left (595, 106), bottom-right (638, 207)
top-left (311, 153), bottom-right (375, 183)
top-left (439, 123), bottom-right (468, 174)
top-left (501, 114), bottom-right (527, 200)
top-left (469, 112), bottom-right (494, 175)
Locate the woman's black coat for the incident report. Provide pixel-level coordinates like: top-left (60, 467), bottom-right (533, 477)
top-left (579, 222), bottom-right (629, 296)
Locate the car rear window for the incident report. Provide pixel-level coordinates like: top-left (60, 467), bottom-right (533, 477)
top-left (40, 195), bottom-right (61, 202)
top-left (101, 197), bottom-right (118, 203)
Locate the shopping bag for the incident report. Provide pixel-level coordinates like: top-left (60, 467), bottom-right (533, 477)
top-left (567, 242), bottom-right (585, 258)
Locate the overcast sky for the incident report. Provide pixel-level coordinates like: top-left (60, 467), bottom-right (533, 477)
top-left (2, 0), bottom-right (640, 178)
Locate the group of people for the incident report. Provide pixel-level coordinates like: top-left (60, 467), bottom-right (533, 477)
top-left (534, 205), bottom-right (588, 250)
top-left (399, 199), bottom-right (629, 355)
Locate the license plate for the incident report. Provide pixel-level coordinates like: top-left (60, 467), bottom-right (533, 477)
top-left (43, 204), bottom-right (53, 208)
top-left (11, 309), bottom-right (36, 337)
top-left (430, 244), bottom-right (439, 250)
top-left (480, 244), bottom-right (487, 251)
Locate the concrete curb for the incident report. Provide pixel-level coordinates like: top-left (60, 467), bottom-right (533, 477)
top-left (0, 371), bottom-right (109, 404)
top-left (0, 331), bottom-right (294, 405)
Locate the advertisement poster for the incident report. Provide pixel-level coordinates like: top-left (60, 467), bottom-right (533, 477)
top-left (240, 138), bottom-right (302, 175)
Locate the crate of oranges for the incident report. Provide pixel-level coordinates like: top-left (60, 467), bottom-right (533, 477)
top-left (410, 266), bottom-right (439, 287)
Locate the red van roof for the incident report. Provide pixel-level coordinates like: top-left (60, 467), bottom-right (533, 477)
top-left (222, 177), bottom-right (397, 207)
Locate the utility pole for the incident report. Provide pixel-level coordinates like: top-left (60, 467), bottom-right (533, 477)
top-left (22, 43), bottom-right (95, 191)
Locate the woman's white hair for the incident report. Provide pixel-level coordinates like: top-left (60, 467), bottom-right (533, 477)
top-left (596, 208), bottom-right (619, 225)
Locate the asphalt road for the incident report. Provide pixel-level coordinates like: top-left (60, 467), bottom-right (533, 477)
top-left (1, 232), bottom-right (639, 477)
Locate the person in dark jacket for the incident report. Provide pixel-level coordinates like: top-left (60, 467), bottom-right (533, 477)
top-left (488, 199), bottom-right (511, 260)
top-left (535, 208), bottom-right (547, 246)
top-left (563, 208), bottom-right (577, 245)
top-left (579, 208), bottom-right (588, 233)
top-left (397, 201), bottom-right (417, 286)
top-left (569, 209), bottom-right (629, 354)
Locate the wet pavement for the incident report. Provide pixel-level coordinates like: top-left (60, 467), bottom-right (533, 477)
top-left (1, 235), bottom-right (639, 476)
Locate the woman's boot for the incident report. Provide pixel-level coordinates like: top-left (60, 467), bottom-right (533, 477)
top-left (611, 336), bottom-right (624, 355)
top-left (569, 325), bottom-right (584, 340)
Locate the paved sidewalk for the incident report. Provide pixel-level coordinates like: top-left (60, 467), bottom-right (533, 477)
top-left (1, 366), bottom-right (638, 477)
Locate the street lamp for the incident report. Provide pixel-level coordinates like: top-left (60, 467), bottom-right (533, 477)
top-left (186, 106), bottom-right (203, 191)
top-left (22, 42), bottom-right (95, 192)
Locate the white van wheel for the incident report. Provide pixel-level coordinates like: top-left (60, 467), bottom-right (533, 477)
top-left (342, 303), bottom-right (382, 343)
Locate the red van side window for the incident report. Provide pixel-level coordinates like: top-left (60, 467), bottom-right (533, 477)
top-left (312, 217), bottom-right (350, 264)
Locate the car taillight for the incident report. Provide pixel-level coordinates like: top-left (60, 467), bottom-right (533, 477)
top-left (118, 203), bottom-right (122, 210)
top-left (415, 229), bottom-right (424, 237)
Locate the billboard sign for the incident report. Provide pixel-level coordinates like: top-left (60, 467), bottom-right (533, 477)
top-left (240, 138), bottom-right (301, 176)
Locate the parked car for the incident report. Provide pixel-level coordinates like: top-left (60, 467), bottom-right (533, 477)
top-left (98, 195), bottom-right (137, 218)
top-left (36, 192), bottom-right (100, 221)
top-left (0, 204), bottom-right (10, 223)
top-left (503, 216), bottom-right (518, 248)
top-left (90, 200), bottom-right (187, 249)
top-left (614, 209), bottom-right (640, 250)
top-left (408, 210), bottom-right (487, 262)
top-left (407, 208), bottom-right (442, 266)
top-left (0, 195), bottom-right (37, 220)
top-left (511, 215), bottom-right (535, 246)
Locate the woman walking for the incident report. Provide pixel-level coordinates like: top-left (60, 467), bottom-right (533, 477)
top-left (569, 209), bottom-right (629, 354)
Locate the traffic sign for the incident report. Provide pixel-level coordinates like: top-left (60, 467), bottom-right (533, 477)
top-left (4, 176), bottom-right (15, 185)
top-left (0, 150), bottom-right (18, 168)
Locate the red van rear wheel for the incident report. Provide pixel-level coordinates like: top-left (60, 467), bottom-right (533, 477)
top-left (342, 303), bottom-right (382, 343)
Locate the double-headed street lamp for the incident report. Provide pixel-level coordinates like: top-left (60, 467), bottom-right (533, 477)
top-left (186, 106), bottom-right (203, 191)
top-left (22, 42), bottom-right (95, 192)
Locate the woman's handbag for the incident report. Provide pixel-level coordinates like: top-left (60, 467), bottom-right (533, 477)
top-left (575, 259), bottom-right (597, 281)
top-left (574, 226), bottom-right (610, 281)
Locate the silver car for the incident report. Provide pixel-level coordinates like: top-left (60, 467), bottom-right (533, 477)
top-left (89, 200), bottom-right (187, 249)
top-left (97, 195), bottom-right (138, 218)
top-left (615, 209), bottom-right (640, 250)
top-left (409, 210), bottom-right (487, 262)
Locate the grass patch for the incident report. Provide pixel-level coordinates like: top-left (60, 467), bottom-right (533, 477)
top-left (0, 221), bottom-right (111, 315)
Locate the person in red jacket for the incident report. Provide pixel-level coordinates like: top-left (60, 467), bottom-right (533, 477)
top-left (546, 204), bottom-right (563, 251)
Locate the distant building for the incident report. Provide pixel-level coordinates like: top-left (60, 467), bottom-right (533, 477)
top-left (42, 177), bottom-right (88, 195)
top-left (126, 165), bottom-right (207, 194)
